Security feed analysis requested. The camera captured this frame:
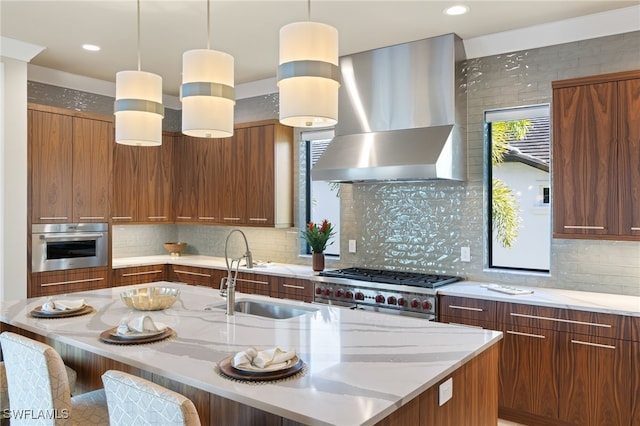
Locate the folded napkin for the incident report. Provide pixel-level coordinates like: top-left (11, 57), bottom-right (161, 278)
top-left (116, 315), bottom-right (167, 336)
top-left (233, 347), bottom-right (297, 370)
top-left (41, 298), bottom-right (86, 312)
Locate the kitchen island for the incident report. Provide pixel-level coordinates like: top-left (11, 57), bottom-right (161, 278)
top-left (0, 283), bottom-right (502, 425)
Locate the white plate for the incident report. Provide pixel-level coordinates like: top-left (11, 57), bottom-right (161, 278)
top-left (110, 328), bottom-right (168, 340)
top-left (37, 304), bottom-right (87, 314)
top-left (233, 356), bottom-right (300, 373)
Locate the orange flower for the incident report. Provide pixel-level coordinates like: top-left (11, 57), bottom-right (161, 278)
top-left (302, 219), bottom-right (335, 253)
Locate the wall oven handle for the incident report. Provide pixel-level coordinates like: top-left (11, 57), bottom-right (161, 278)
top-left (39, 233), bottom-right (104, 241)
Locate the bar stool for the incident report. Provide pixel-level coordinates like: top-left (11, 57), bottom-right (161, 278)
top-left (102, 370), bottom-right (201, 426)
top-left (0, 331), bottom-right (109, 425)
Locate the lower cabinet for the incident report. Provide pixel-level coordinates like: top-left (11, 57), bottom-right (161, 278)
top-left (234, 272), bottom-right (272, 297)
top-left (439, 294), bottom-right (639, 426)
top-left (170, 265), bottom-right (224, 288)
top-left (274, 277), bottom-right (314, 303)
top-left (30, 267), bottom-right (110, 297)
top-left (113, 264), bottom-right (167, 286)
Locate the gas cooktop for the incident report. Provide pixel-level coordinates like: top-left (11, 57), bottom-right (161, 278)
top-left (318, 267), bottom-right (462, 288)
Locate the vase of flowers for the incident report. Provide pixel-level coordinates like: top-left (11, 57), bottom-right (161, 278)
top-left (302, 219), bottom-right (335, 271)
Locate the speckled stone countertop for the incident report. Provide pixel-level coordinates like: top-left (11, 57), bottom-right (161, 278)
top-left (439, 282), bottom-right (640, 317)
top-left (0, 282), bottom-right (502, 426)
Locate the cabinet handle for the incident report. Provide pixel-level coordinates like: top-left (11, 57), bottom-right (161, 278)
top-left (223, 217), bottom-right (241, 221)
top-left (563, 225), bottom-right (605, 230)
top-left (571, 339), bottom-right (615, 350)
top-left (79, 216), bottom-right (105, 220)
top-left (237, 278), bottom-right (269, 286)
top-left (198, 217), bottom-right (216, 221)
top-left (177, 216), bottom-right (192, 220)
top-left (147, 216), bottom-right (167, 220)
top-left (509, 313), bottom-right (612, 328)
top-left (174, 270), bottom-right (211, 278)
top-left (631, 227), bottom-right (640, 231)
top-left (249, 218), bottom-right (268, 222)
top-left (121, 270), bottom-right (163, 277)
top-left (283, 284), bottom-right (305, 290)
top-left (41, 277), bottom-right (104, 287)
top-left (39, 217), bottom-right (68, 220)
top-left (112, 216), bottom-right (133, 220)
top-left (507, 330), bottom-right (546, 339)
top-left (448, 305), bottom-right (483, 312)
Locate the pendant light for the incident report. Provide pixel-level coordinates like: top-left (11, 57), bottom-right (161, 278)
top-left (114, 0), bottom-right (165, 146)
top-left (278, 0), bottom-right (339, 128)
top-left (181, 0), bottom-right (235, 138)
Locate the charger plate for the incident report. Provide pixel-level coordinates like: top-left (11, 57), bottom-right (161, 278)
top-left (30, 305), bottom-right (94, 318)
top-left (99, 327), bottom-right (174, 345)
top-left (218, 355), bottom-right (304, 381)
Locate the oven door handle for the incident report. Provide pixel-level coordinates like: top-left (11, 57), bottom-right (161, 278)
top-left (39, 233), bottom-right (104, 241)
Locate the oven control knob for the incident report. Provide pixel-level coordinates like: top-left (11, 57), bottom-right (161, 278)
top-left (421, 300), bottom-right (433, 310)
top-left (375, 294), bottom-right (385, 303)
top-left (397, 297), bottom-right (407, 306)
top-left (355, 292), bottom-right (365, 301)
top-left (387, 296), bottom-right (397, 305)
top-left (323, 288), bottom-right (332, 296)
top-left (315, 287), bottom-right (323, 295)
top-left (335, 289), bottom-right (343, 298)
top-left (410, 299), bottom-right (420, 309)
top-left (344, 290), bottom-right (354, 300)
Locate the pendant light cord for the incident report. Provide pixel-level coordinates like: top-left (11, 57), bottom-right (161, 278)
top-left (207, 0), bottom-right (211, 49)
top-left (307, 0), bottom-right (311, 21)
top-left (136, 0), bottom-right (141, 71)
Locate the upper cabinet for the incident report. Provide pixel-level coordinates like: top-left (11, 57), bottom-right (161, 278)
top-left (552, 70), bottom-right (640, 240)
top-left (29, 104), bottom-right (111, 224)
top-left (112, 133), bottom-right (174, 223)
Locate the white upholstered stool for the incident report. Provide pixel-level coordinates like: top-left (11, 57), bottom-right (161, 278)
top-left (102, 370), bottom-right (201, 426)
top-left (0, 331), bottom-right (109, 425)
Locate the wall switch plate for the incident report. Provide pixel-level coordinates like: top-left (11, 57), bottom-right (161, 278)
top-left (461, 247), bottom-right (471, 262)
top-left (439, 377), bottom-right (453, 406)
top-left (348, 240), bottom-right (357, 253)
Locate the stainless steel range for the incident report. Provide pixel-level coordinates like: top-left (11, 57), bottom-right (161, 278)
top-left (312, 268), bottom-right (462, 320)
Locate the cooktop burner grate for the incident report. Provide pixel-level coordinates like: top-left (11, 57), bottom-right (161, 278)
top-left (318, 267), bottom-right (462, 288)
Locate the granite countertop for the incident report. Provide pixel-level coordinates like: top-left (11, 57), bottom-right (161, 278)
top-left (439, 282), bottom-right (640, 317)
top-left (0, 282), bottom-right (501, 426)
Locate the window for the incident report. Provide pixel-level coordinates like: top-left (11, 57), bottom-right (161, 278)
top-left (486, 105), bottom-right (551, 272)
top-left (303, 130), bottom-right (340, 256)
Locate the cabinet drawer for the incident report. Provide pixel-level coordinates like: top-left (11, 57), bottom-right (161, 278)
top-left (439, 315), bottom-right (496, 331)
top-left (114, 265), bottom-right (166, 286)
top-left (498, 302), bottom-right (631, 340)
top-left (234, 273), bottom-right (272, 296)
top-left (30, 267), bottom-right (110, 297)
top-left (171, 266), bottom-right (217, 287)
top-left (439, 295), bottom-right (497, 327)
top-left (276, 278), bottom-right (313, 302)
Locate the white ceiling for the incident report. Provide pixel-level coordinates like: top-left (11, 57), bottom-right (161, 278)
top-left (1, 1), bottom-right (638, 98)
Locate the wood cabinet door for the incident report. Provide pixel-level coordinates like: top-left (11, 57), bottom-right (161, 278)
top-left (173, 136), bottom-right (200, 222)
top-left (499, 324), bottom-right (559, 420)
top-left (198, 137), bottom-right (222, 223)
top-left (218, 129), bottom-right (247, 225)
top-left (112, 143), bottom-right (138, 222)
top-left (234, 272), bottom-right (272, 296)
top-left (29, 109), bottom-right (74, 223)
top-left (618, 77), bottom-right (640, 238)
top-left (114, 265), bottom-right (167, 286)
top-left (558, 334), bottom-right (632, 426)
top-left (553, 81), bottom-right (618, 238)
top-left (246, 125), bottom-right (275, 226)
top-left (72, 117), bottom-right (112, 222)
top-left (137, 134), bottom-right (173, 223)
top-left (276, 277), bottom-right (313, 302)
top-left (30, 267), bottom-right (109, 297)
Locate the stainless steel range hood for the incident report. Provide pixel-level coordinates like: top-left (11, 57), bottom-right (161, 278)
top-left (312, 33), bottom-right (467, 183)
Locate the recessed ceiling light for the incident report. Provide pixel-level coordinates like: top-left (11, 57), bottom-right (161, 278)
top-left (444, 5), bottom-right (469, 16)
top-left (82, 44), bottom-right (101, 52)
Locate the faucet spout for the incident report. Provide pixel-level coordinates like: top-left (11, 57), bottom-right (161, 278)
top-left (223, 229), bottom-right (253, 315)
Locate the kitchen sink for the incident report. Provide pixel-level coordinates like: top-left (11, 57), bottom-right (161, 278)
top-left (205, 300), bottom-right (318, 319)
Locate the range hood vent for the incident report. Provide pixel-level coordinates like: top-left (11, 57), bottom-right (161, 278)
top-left (312, 33), bottom-right (467, 183)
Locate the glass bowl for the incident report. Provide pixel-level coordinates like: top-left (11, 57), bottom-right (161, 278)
top-left (120, 287), bottom-right (180, 311)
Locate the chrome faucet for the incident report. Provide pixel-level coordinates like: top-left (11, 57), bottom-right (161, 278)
top-left (220, 229), bottom-right (253, 316)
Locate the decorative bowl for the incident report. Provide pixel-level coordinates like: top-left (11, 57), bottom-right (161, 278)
top-left (164, 242), bottom-right (187, 256)
top-left (120, 287), bottom-right (180, 311)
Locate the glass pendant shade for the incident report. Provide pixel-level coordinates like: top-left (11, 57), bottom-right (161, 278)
top-left (181, 49), bottom-right (235, 138)
top-left (278, 21), bottom-right (339, 128)
top-left (114, 70), bottom-right (164, 146)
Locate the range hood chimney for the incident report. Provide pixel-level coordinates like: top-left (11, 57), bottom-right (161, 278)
top-left (312, 33), bottom-right (467, 183)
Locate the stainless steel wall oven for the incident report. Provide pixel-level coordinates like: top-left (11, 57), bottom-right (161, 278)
top-left (31, 223), bottom-right (108, 273)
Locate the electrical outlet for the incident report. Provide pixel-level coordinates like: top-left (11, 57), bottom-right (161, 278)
top-left (461, 247), bottom-right (471, 262)
top-left (348, 240), bottom-right (357, 253)
top-left (439, 377), bottom-right (453, 406)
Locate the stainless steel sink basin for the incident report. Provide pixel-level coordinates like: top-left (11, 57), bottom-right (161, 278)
top-left (206, 300), bottom-right (318, 319)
